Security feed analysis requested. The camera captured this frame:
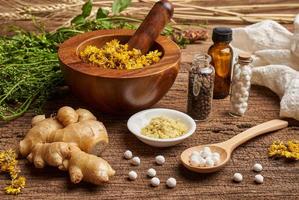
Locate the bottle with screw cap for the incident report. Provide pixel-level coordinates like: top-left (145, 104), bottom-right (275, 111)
top-left (230, 52), bottom-right (253, 116)
top-left (208, 27), bottom-right (233, 99)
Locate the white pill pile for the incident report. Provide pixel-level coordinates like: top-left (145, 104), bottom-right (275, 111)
top-left (230, 63), bottom-right (252, 116)
top-left (155, 155), bottom-right (165, 165)
top-left (189, 147), bottom-right (220, 167)
top-left (128, 171), bottom-right (138, 181)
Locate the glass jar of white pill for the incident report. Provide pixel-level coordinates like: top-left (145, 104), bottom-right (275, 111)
top-left (230, 53), bottom-right (253, 117)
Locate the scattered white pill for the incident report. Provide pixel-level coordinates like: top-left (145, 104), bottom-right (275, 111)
top-left (254, 174), bottom-right (264, 184)
top-left (124, 150), bottom-right (133, 160)
top-left (131, 156), bottom-right (141, 166)
top-left (155, 155), bottom-right (165, 165)
top-left (205, 157), bottom-right (215, 167)
top-left (147, 168), bottom-right (157, 177)
top-left (233, 173), bottom-right (243, 183)
top-left (166, 177), bottom-right (177, 188)
top-left (128, 171), bottom-right (137, 181)
top-left (151, 177), bottom-right (160, 187)
top-left (253, 163), bottom-right (263, 172)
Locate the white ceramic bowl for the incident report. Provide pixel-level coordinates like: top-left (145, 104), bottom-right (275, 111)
top-left (127, 108), bottom-right (196, 147)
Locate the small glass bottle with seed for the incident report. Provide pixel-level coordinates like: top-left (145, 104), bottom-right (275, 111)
top-left (187, 54), bottom-right (215, 121)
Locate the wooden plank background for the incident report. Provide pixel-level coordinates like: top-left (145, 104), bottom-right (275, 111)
top-left (0, 0), bottom-right (298, 199)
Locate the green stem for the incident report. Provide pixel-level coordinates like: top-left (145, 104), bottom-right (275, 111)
top-left (0, 80), bottom-right (24, 105)
top-left (97, 16), bottom-right (143, 23)
top-left (4, 60), bottom-right (58, 67)
top-left (0, 95), bottom-right (34, 121)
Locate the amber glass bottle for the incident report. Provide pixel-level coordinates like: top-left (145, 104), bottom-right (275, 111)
top-left (208, 27), bottom-right (233, 99)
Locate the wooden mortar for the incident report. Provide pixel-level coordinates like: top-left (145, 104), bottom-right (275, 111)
top-left (58, 29), bottom-right (180, 113)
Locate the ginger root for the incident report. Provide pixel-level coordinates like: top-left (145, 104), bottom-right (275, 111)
top-left (27, 142), bottom-right (71, 169)
top-left (68, 145), bottom-right (115, 184)
top-left (19, 106), bottom-right (108, 157)
top-left (19, 106), bottom-right (115, 185)
top-left (27, 142), bottom-right (115, 184)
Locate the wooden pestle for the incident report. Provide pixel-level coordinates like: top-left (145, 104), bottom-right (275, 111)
top-left (127, 0), bottom-right (174, 55)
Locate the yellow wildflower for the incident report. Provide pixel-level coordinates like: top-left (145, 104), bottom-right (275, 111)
top-left (4, 176), bottom-right (26, 195)
top-left (268, 140), bottom-right (299, 160)
top-left (0, 149), bottom-right (26, 195)
top-left (80, 39), bottom-right (162, 70)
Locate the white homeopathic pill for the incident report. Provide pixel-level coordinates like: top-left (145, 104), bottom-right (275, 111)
top-left (128, 171), bottom-right (137, 181)
top-left (155, 155), bottom-right (165, 165)
top-left (166, 177), bottom-right (177, 188)
top-left (205, 157), bottom-right (215, 167)
top-left (198, 156), bottom-right (206, 167)
top-left (147, 168), bottom-right (157, 177)
top-left (124, 150), bottom-right (133, 160)
top-left (233, 173), bottom-right (243, 183)
top-left (191, 151), bottom-right (201, 157)
top-left (201, 148), bottom-right (211, 158)
top-left (190, 158), bottom-right (200, 167)
top-left (131, 156), bottom-right (141, 166)
top-left (253, 163), bottom-right (263, 172)
top-left (254, 174), bottom-right (264, 184)
top-left (151, 177), bottom-right (160, 187)
top-left (211, 152), bottom-right (220, 164)
top-left (203, 147), bottom-right (211, 153)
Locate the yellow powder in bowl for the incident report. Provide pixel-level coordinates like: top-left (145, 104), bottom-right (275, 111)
top-left (80, 39), bottom-right (162, 70)
top-left (141, 116), bottom-right (187, 139)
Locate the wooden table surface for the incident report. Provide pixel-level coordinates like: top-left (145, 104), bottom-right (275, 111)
top-left (0, 1), bottom-right (299, 199)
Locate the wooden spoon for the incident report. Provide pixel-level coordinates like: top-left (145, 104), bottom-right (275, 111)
top-left (180, 119), bottom-right (288, 173)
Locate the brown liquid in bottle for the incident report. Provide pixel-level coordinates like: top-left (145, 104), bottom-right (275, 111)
top-left (208, 27), bottom-right (233, 99)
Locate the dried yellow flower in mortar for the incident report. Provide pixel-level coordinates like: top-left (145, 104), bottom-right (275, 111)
top-left (80, 39), bottom-right (162, 70)
top-left (0, 149), bottom-right (26, 195)
top-left (268, 140), bottom-right (299, 160)
top-left (141, 116), bottom-right (187, 139)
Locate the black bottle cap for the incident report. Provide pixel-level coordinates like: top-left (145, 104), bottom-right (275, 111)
top-left (212, 27), bottom-right (232, 43)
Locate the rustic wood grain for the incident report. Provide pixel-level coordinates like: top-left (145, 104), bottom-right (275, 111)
top-left (0, 0), bottom-right (299, 199)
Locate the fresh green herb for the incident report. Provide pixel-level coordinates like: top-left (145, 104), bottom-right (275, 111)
top-left (82, 0), bottom-right (93, 18)
top-left (112, 0), bottom-right (132, 15)
top-left (96, 8), bottom-right (109, 19)
top-left (0, 31), bottom-right (63, 121)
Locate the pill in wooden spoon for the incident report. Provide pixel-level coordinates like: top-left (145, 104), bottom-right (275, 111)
top-left (181, 119), bottom-right (288, 173)
top-left (127, 0), bottom-right (174, 55)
